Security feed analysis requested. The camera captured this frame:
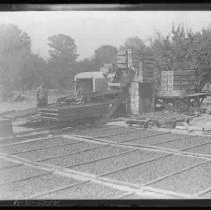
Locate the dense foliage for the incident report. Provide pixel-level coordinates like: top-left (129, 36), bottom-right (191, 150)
top-left (152, 24), bottom-right (211, 91)
top-left (1, 23), bottom-right (211, 94)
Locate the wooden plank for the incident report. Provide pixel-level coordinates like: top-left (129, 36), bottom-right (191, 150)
top-left (143, 61), bottom-right (154, 66)
top-left (173, 76), bottom-right (195, 81)
top-left (143, 68), bottom-right (154, 73)
top-left (144, 67), bottom-right (154, 71)
top-left (179, 81), bottom-right (194, 85)
top-left (117, 50), bottom-right (127, 56)
top-left (117, 63), bottom-right (128, 69)
top-left (143, 72), bottom-right (154, 77)
top-left (173, 70), bottom-right (195, 76)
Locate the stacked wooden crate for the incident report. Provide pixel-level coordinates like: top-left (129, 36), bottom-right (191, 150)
top-left (138, 52), bottom-right (154, 83)
top-left (116, 49), bottom-right (154, 83)
top-left (116, 50), bottom-right (129, 69)
top-left (159, 70), bottom-right (196, 96)
top-left (117, 49), bottom-right (155, 115)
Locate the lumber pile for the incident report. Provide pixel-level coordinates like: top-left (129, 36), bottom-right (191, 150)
top-left (40, 102), bottom-right (110, 123)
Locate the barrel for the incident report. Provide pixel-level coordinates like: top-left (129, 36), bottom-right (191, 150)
top-left (0, 118), bottom-right (13, 137)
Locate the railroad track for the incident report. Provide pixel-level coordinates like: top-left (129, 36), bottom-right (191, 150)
top-left (0, 124), bottom-right (211, 199)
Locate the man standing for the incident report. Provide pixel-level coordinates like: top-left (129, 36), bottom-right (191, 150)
top-left (73, 80), bottom-right (86, 104)
top-left (36, 83), bottom-right (48, 107)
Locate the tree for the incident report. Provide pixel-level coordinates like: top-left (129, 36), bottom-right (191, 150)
top-left (48, 34), bottom-right (78, 62)
top-left (152, 24), bottom-right (211, 91)
top-left (93, 45), bottom-right (117, 69)
top-left (121, 36), bottom-right (147, 55)
top-left (75, 58), bottom-right (97, 73)
top-left (23, 54), bottom-right (48, 90)
top-left (0, 24), bottom-right (31, 92)
top-left (48, 34), bottom-right (79, 89)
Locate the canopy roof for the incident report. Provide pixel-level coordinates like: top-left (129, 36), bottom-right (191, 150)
top-left (74, 72), bottom-right (105, 80)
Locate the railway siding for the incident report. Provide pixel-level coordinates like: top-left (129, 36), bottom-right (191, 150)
top-left (1, 125), bottom-right (211, 199)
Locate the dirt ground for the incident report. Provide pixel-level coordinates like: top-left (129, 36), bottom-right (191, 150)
top-left (0, 90), bottom-right (68, 113)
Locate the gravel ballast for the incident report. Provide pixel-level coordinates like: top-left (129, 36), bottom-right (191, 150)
top-left (36, 181), bottom-right (125, 199)
top-left (105, 155), bottom-right (205, 186)
top-left (70, 150), bottom-right (165, 175)
top-left (0, 173), bottom-right (80, 199)
top-left (41, 145), bottom-right (131, 166)
top-left (148, 161), bottom-right (211, 195)
top-left (0, 137), bottom-right (79, 154)
top-left (15, 142), bottom-right (99, 161)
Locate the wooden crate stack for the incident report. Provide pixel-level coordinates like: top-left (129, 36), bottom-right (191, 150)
top-left (160, 70), bottom-right (196, 96)
top-left (116, 50), bottom-right (130, 69)
top-left (116, 49), bottom-right (154, 83)
top-left (138, 52), bottom-right (154, 83)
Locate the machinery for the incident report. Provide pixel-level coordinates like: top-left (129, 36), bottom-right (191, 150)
top-left (24, 63), bottom-right (134, 128)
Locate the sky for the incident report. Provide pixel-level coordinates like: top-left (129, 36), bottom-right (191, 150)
top-left (0, 11), bottom-right (211, 60)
